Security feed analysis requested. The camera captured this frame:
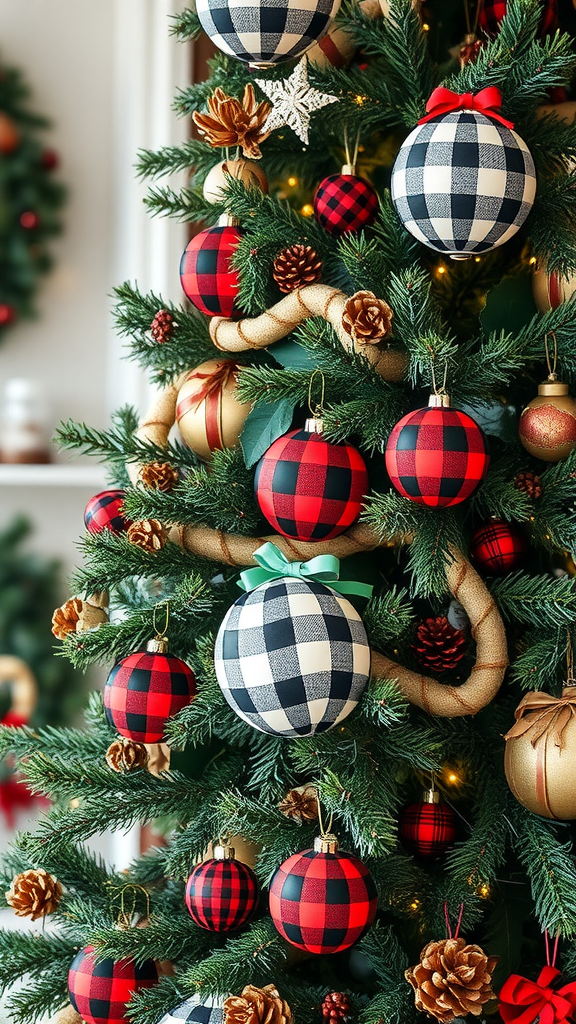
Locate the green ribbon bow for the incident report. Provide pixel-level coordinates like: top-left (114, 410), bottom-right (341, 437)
top-left (238, 542), bottom-right (374, 599)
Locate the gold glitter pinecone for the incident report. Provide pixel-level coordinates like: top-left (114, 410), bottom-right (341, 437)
top-left (127, 519), bottom-right (166, 552)
top-left (405, 937), bottom-right (498, 1024)
top-left (224, 985), bottom-right (293, 1024)
top-left (138, 461), bottom-right (179, 492)
top-left (278, 784), bottom-right (319, 822)
top-left (6, 868), bottom-right (63, 921)
top-left (342, 290), bottom-right (393, 344)
top-left (106, 737), bottom-right (149, 773)
top-left (272, 244), bottom-right (322, 293)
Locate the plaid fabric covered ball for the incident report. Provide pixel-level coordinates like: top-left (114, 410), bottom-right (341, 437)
top-left (255, 428), bottom-right (369, 541)
top-left (185, 857), bottom-right (259, 931)
top-left (399, 800), bottom-right (458, 858)
top-left (160, 995), bottom-right (225, 1024)
top-left (269, 846), bottom-right (377, 953)
top-left (214, 577), bottom-right (370, 737)
top-left (84, 489), bottom-right (129, 535)
top-left (314, 174), bottom-right (378, 235)
top-left (470, 519), bottom-right (527, 575)
top-left (391, 110), bottom-right (536, 256)
top-left (385, 404), bottom-right (489, 507)
top-left (104, 650), bottom-right (197, 743)
top-left (478, 0), bottom-right (557, 38)
top-left (180, 226), bottom-right (243, 318)
top-left (196, 0), bottom-right (340, 65)
top-left (68, 945), bottom-right (158, 1024)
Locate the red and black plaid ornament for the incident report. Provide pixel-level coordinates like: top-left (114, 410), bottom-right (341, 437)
top-left (84, 489), bottom-right (130, 535)
top-left (185, 843), bottom-right (259, 932)
top-left (269, 834), bottom-right (377, 954)
top-left (180, 224), bottom-right (243, 318)
top-left (254, 420), bottom-right (369, 542)
top-left (470, 519), bottom-right (527, 575)
top-left (478, 0), bottom-right (557, 38)
top-left (104, 635), bottom-right (196, 743)
top-left (399, 789), bottom-right (457, 859)
top-left (385, 395), bottom-right (489, 508)
top-left (68, 944), bottom-right (158, 1024)
top-left (314, 172), bottom-right (378, 236)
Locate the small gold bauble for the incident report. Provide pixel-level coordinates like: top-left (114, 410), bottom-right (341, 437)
top-left (203, 159), bottom-right (268, 203)
top-left (175, 358), bottom-right (251, 461)
top-left (519, 381), bottom-right (576, 462)
top-left (505, 690), bottom-right (576, 819)
top-left (532, 263), bottom-right (576, 313)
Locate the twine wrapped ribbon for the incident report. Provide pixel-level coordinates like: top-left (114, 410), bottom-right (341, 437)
top-left (176, 360), bottom-right (239, 452)
top-left (499, 965), bottom-right (576, 1024)
top-left (418, 86), bottom-right (514, 129)
top-left (503, 687), bottom-right (576, 749)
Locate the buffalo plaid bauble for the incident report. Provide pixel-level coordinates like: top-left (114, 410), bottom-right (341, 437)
top-left (470, 519), bottom-right (527, 575)
top-left (214, 577), bottom-right (370, 737)
top-left (180, 226), bottom-right (242, 318)
top-left (269, 846), bottom-right (377, 953)
top-left (197, 0), bottom-right (339, 64)
top-left (160, 995), bottom-right (225, 1024)
top-left (255, 428), bottom-right (369, 541)
top-left (314, 174), bottom-right (378, 235)
top-left (385, 405), bottom-right (489, 508)
top-left (391, 110), bottom-right (536, 256)
top-left (185, 856), bottom-right (259, 931)
top-left (68, 945), bottom-right (158, 1024)
top-left (478, 0), bottom-right (557, 38)
top-left (104, 650), bottom-right (196, 743)
top-left (84, 489), bottom-right (129, 535)
top-left (399, 800), bottom-right (458, 858)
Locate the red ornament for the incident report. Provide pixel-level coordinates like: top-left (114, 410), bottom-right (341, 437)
top-left (68, 945), bottom-right (158, 1024)
top-left (470, 519), bottom-right (527, 575)
top-left (0, 304), bottom-right (16, 326)
top-left (385, 395), bottom-right (489, 508)
top-left (269, 835), bottom-right (377, 954)
top-left (0, 112), bottom-right (18, 154)
top-left (478, 0), bottom-right (557, 38)
top-left (180, 225), bottom-right (243, 318)
top-left (399, 789), bottom-right (458, 858)
top-left (19, 211), bottom-right (40, 230)
top-left (499, 965), bottom-right (576, 1024)
top-left (40, 148), bottom-right (59, 170)
top-left (185, 843), bottom-right (259, 931)
top-left (314, 171), bottom-right (378, 236)
top-left (84, 489), bottom-right (130, 535)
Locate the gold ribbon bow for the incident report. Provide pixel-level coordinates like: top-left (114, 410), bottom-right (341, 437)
top-left (504, 687), bottom-right (576, 750)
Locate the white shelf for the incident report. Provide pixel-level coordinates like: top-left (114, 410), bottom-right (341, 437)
top-left (0, 464), bottom-right (108, 487)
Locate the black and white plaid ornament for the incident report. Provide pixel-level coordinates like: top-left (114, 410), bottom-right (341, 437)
top-left (160, 995), bottom-right (225, 1024)
top-left (196, 0), bottom-right (341, 66)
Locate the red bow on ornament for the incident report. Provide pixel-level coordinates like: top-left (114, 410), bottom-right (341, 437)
top-left (418, 86), bottom-right (514, 129)
top-left (499, 966), bottom-right (576, 1024)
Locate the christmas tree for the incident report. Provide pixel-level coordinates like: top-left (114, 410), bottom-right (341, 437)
top-left (2, 2), bottom-right (576, 1023)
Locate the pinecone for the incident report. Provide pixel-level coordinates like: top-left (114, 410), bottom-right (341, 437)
top-left (342, 290), bottom-right (393, 344)
top-left (106, 737), bottom-right (149, 773)
top-left (414, 616), bottom-right (467, 673)
top-left (514, 469), bottom-right (542, 499)
top-left (6, 868), bottom-right (63, 921)
top-left (224, 985), bottom-right (293, 1024)
top-left (150, 309), bottom-right (175, 344)
top-left (138, 461), bottom-right (179, 492)
top-left (321, 993), bottom-right (353, 1024)
top-left (279, 784), bottom-right (319, 822)
top-left (405, 937), bottom-right (498, 1023)
top-left (272, 244), bottom-right (323, 293)
top-left (52, 594), bottom-right (109, 639)
top-left (193, 84), bottom-right (271, 159)
top-left (127, 519), bottom-right (167, 552)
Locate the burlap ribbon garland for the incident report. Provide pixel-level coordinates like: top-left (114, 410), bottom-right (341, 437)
top-left (504, 687), bottom-right (576, 749)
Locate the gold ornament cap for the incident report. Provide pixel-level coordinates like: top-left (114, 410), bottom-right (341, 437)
top-left (428, 393), bottom-right (451, 408)
top-left (314, 834), bottom-right (339, 854)
top-left (538, 380), bottom-right (570, 397)
top-left (304, 416), bottom-right (324, 434)
top-left (422, 788), bottom-right (441, 804)
top-left (214, 843), bottom-right (235, 860)
top-left (146, 636), bottom-right (169, 654)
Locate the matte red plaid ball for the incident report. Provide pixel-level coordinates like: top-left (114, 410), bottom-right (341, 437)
top-left (104, 647), bottom-right (197, 743)
top-left (255, 427), bottom-right (369, 541)
top-left (180, 225), bottom-right (243, 318)
top-left (185, 850), bottom-right (259, 932)
top-left (84, 489), bottom-right (130, 535)
top-left (314, 174), bottom-right (379, 235)
top-left (478, 0), bottom-right (557, 38)
top-left (68, 945), bottom-right (158, 1024)
top-left (399, 795), bottom-right (458, 858)
top-left (269, 840), bottom-right (378, 954)
top-left (470, 519), bottom-right (527, 575)
top-left (385, 402), bottom-right (489, 508)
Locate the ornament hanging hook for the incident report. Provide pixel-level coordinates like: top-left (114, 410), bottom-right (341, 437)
top-left (317, 796), bottom-right (334, 840)
top-left (107, 882), bottom-right (150, 929)
top-left (308, 369), bottom-right (326, 418)
top-left (431, 358), bottom-right (448, 397)
top-left (152, 601), bottom-right (170, 640)
top-left (568, 631), bottom-right (574, 686)
top-left (544, 928), bottom-right (560, 968)
top-left (544, 331), bottom-right (558, 381)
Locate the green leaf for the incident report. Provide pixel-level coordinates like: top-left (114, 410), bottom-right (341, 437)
top-left (268, 337), bottom-right (317, 369)
top-left (240, 397), bottom-right (295, 468)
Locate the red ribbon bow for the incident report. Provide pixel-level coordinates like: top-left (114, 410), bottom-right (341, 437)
top-left (418, 86), bottom-right (514, 129)
top-left (500, 966), bottom-right (576, 1024)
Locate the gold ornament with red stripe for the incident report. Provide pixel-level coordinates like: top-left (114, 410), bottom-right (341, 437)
top-left (175, 358), bottom-right (252, 460)
top-left (203, 158), bottom-right (268, 204)
top-left (519, 333), bottom-right (576, 463)
top-left (533, 261), bottom-right (576, 313)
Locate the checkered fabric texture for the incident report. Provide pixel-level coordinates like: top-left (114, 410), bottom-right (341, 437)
top-left (470, 519), bottom-right (527, 575)
top-left (391, 110), bottom-right (536, 256)
top-left (68, 945), bottom-right (158, 1024)
top-left (269, 846), bottom-right (378, 953)
top-left (254, 428), bottom-right (369, 541)
top-left (385, 405), bottom-right (489, 508)
top-left (314, 174), bottom-right (379, 235)
top-left (185, 857), bottom-right (259, 931)
top-left (399, 800), bottom-right (458, 858)
top-left (180, 226), bottom-right (242, 318)
top-left (84, 489), bottom-right (128, 535)
top-left (160, 995), bottom-right (225, 1024)
top-left (196, 0), bottom-right (340, 64)
top-left (214, 577), bottom-right (370, 737)
top-left (478, 0), bottom-right (557, 38)
top-left (104, 650), bottom-right (196, 743)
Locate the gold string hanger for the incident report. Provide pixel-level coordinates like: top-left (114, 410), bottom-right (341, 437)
top-left (315, 795), bottom-right (338, 853)
top-left (306, 369), bottom-right (326, 433)
top-left (148, 601), bottom-right (170, 654)
top-left (544, 331), bottom-right (558, 382)
top-left (429, 359), bottom-right (450, 409)
top-left (343, 125), bottom-right (361, 175)
top-left (567, 631), bottom-right (574, 687)
top-left (107, 882), bottom-right (151, 930)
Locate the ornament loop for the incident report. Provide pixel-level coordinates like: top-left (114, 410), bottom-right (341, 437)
top-left (544, 330), bottom-right (559, 381)
top-left (107, 881), bottom-right (150, 929)
top-left (237, 541), bottom-right (374, 598)
top-left (307, 368), bottom-right (326, 419)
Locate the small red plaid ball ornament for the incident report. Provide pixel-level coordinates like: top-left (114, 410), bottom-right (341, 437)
top-left (478, 0), bottom-right (557, 38)
top-left (269, 834), bottom-right (377, 954)
top-left (399, 788), bottom-right (458, 859)
top-left (385, 394), bottom-right (489, 508)
top-left (68, 945), bottom-right (158, 1024)
top-left (470, 519), bottom-right (527, 575)
top-left (185, 842), bottom-right (259, 932)
top-left (180, 224), bottom-right (243, 318)
top-left (84, 489), bottom-right (131, 535)
top-left (314, 165), bottom-right (378, 236)
top-left (255, 418), bottom-right (369, 542)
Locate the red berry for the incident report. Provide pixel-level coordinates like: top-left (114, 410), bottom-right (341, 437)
top-left (20, 211), bottom-right (40, 230)
top-left (41, 149), bottom-right (59, 170)
top-left (0, 304), bottom-right (16, 326)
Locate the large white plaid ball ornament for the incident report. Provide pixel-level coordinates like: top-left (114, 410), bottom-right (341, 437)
top-left (160, 995), bottom-right (224, 1024)
top-left (196, 0), bottom-right (340, 65)
top-left (214, 577), bottom-right (370, 737)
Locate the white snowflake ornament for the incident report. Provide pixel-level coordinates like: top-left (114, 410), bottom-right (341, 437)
top-left (256, 58), bottom-right (338, 145)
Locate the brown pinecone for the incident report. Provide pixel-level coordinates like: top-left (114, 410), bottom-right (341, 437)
top-left (138, 461), bottom-right (179, 492)
top-left (193, 84), bottom-right (271, 159)
top-left (405, 937), bottom-right (498, 1023)
top-left (52, 595), bottom-right (109, 639)
top-left (321, 993), bottom-right (353, 1024)
top-left (224, 985), bottom-right (293, 1024)
top-left (150, 309), bottom-right (175, 344)
top-left (342, 290), bottom-right (393, 344)
top-left (106, 737), bottom-right (149, 773)
top-left (414, 616), bottom-right (466, 673)
top-left (279, 784), bottom-right (319, 822)
top-left (273, 244), bottom-right (322, 293)
top-left (127, 519), bottom-right (166, 552)
top-left (6, 868), bottom-right (63, 921)
top-left (514, 469), bottom-right (542, 499)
